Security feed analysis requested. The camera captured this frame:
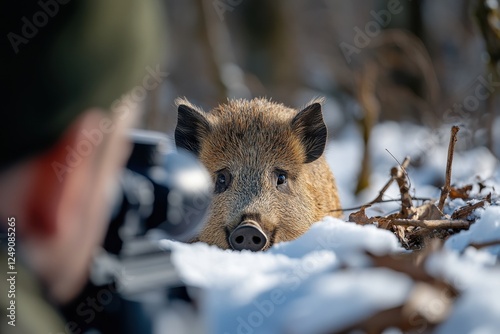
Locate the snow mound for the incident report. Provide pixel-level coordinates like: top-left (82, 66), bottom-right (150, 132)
top-left (269, 217), bottom-right (402, 258)
top-left (162, 220), bottom-right (408, 333)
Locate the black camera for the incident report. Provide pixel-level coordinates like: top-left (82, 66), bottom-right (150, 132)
top-left (105, 129), bottom-right (212, 254)
top-left (62, 130), bottom-right (212, 334)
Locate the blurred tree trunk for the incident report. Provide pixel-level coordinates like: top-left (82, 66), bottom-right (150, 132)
top-left (475, 0), bottom-right (500, 157)
top-left (234, 0), bottom-right (301, 104)
top-left (355, 62), bottom-right (380, 194)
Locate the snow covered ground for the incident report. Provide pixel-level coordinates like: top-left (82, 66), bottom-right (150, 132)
top-left (162, 122), bottom-right (500, 334)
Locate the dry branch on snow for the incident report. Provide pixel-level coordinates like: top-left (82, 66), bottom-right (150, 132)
top-left (335, 126), bottom-right (499, 334)
top-left (348, 126), bottom-right (493, 250)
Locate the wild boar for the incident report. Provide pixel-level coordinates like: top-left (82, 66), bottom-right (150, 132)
top-left (175, 97), bottom-right (341, 251)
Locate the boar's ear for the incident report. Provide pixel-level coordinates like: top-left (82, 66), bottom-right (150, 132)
top-left (291, 102), bottom-right (327, 163)
top-left (175, 102), bottom-right (210, 156)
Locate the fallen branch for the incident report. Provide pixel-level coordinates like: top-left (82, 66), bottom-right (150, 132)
top-left (379, 218), bottom-right (470, 229)
top-left (451, 200), bottom-right (487, 220)
top-left (437, 126), bottom-right (460, 211)
top-left (332, 197), bottom-right (433, 213)
top-left (469, 240), bottom-right (500, 250)
top-left (407, 226), bottom-right (442, 238)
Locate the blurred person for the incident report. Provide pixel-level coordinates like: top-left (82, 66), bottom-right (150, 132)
top-left (0, 1), bottom-right (166, 333)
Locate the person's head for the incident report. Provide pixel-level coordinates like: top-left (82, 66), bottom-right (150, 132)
top-left (0, 0), bottom-right (165, 304)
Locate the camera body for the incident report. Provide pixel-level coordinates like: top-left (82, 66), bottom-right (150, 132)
top-left (105, 129), bottom-right (212, 254)
top-left (62, 130), bottom-right (212, 334)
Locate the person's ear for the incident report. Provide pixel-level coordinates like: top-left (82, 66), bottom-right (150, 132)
top-left (25, 110), bottom-right (106, 237)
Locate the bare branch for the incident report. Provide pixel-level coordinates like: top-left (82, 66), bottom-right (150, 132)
top-left (469, 240), bottom-right (500, 249)
top-left (391, 156), bottom-right (414, 217)
top-left (329, 197), bottom-right (433, 213)
top-left (369, 156), bottom-right (411, 205)
top-left (438, 126), bottom-right (460, 211)
top-left (451, 200), bottom-right (487, 220)
top-left (380, 218), bottom-right (470, 229)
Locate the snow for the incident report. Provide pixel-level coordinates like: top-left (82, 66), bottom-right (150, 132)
top-left (162, 220), bottom-right (409, 334)
top-left (269, 218), bottom-right (402, 258)
top-left (426, 249), bottom-right (500, 334)
top-left (283, 269), bottom-right (413, 334)
top-left (445, 206), bottom-right (500, 256)
top-left (160, 122), bottom-right (500, 334)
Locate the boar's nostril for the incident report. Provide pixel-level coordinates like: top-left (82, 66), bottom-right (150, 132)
top-left (229, 222), bottom-right (268, 251)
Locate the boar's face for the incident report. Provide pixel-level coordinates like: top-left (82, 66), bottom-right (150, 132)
top-left (175, 98), bottom-right (327, 251)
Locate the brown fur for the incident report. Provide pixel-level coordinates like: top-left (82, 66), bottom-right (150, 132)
top-left (175, 97), bottom-right (341, 250)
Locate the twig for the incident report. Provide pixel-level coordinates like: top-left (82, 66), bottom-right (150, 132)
top-left (391, 156), bottom-right (414, 217)
top-left (438, 126), bottom-right (460, 211)
top-left (369, 156), bottom-right (411, 205)
top-left (469, 240), bottom-right (500, 249)
top-left (386, 150), bottom-right (412, 189)
top-left (380, 218), bottom-right (470, 229)
top-left (330, 197), bottom-right (433, 213)
top-left (451, 200), bottom-right (487, 220)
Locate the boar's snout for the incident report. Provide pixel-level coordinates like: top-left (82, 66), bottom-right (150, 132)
top-left (229, 221), bottom-right (268, 251)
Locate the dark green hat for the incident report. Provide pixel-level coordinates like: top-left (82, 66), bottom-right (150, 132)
top-left (1, 0), bottom-right (166, 170)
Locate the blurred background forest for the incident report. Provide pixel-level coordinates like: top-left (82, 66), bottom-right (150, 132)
top-left (140, 0), bottom-right (499, 193)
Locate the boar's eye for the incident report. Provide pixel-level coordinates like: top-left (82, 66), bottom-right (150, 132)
top-left (215, 169), bottom-right (232, 193)
top-left (275, 170), bottom-right (288, 187)
top-left (277, 173), bottom-right (287, 185)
